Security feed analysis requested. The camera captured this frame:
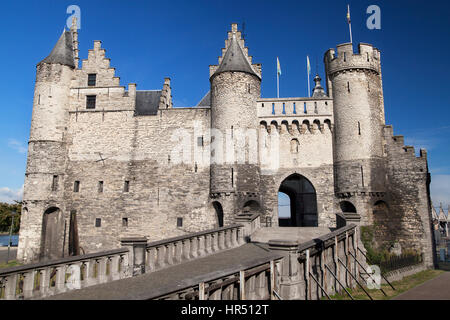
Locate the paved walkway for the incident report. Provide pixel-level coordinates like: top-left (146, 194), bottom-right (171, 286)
top-left (393, 272), bottom-right (450, 300)
top-left (47, 243), bottom-right (282, 300)
top-left (0, 247), bottom-right (17, 263)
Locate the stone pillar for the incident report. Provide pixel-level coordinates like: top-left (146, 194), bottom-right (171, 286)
top-left (121, 237), bottom-right (148, 276)
top-left (268, 240), bottom-right (301, 300)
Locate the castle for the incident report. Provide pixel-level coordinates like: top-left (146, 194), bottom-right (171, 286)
top-left (17, 20), bottom-right (435, 268)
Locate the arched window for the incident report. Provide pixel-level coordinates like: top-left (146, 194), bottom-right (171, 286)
top-left (340, 201), bottom-right (357, 213)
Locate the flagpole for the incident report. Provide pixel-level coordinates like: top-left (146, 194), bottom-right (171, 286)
top-left (348, 4), bottom-right (353, 43)
top-left (307, 70), bottom-right (310, 98)
top-left (307, 56), bottom-right (311, 98)
top-left (277, 71), bottom-right (279, 98)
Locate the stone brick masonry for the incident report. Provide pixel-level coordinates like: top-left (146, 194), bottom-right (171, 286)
top-left (17, 23), bottom-right (435, 268)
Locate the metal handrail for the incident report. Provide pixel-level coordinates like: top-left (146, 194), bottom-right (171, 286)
top-left (324, 264), bottom-right (354, 300)
top-left (357, 247), bottom-right (395, 291)
top-left (309, 271), bottom-right (332, 300)
top-left (337, 257), bottom-right (373, 300)
top-left (349, 251), bottom-right (388, 296)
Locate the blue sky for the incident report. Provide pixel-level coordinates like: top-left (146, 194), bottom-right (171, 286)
top-left (0, 0), bottom-right (449, 214)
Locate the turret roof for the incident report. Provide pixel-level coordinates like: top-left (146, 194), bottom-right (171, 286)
top-left (38, 30), bottom-right (75, 68)
top-left (211, 34), bottom-right (259, 79)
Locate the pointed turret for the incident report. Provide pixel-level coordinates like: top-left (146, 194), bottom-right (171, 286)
top-left (38, 30), bottom-right (75, 68)
top-left (432, 205), bottom-right (439, 220)
top-left (439, 203), bottom-right (446, 221)
top-left (312, 74), bottom-right (327, 98)
top-left (211, 26), bottom-right (259, 80)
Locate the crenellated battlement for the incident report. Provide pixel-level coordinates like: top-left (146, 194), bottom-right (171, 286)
top-left (383, 125), bottom-right (428, 162)
top-left (325, 43), bottom-right (381, 76)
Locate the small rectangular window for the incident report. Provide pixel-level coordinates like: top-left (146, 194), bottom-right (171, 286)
top-left (197, 136), bottom-right (204, 147)
top-left (98, 181), bottom-right (104, 193)
top-left (282, 103), bottom-right (286, 114)
top-left (86, 95), bottom-right (96, 109)
top-left (95, 218), bottom-right (101, 227)
top-left (177, 217), bottom-right (183, 227)
top-left (293, 102), bottom-right (297, 114)
top-left (304, 102), bottom-right (307, 114)
top-left (51, 175), bottom-right (58, 192)
top-left (88, 74), bottom-right (97, 86)
top-left (124, 181), bottom-right (130, 192)
top-left (272, 103), bottom-right (275, 115)
top-left (122, 218), bottom-right (128, 227)
top-left (74, 181), bottom-right (80, 193)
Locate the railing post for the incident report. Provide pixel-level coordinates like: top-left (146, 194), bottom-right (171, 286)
top-left (39, 268), bottom-right (51, 297)
top-left (98, 257), bottom-right (108, 283)
top-left (270, 260), bottom-right (275, 300)
top-left (173, 241), bottom-right (183, 264)
top-left (218, 231), bottom-right (225, 250)
top-left (121, 237), bottom-right (148, 276)
top-left (240, 270), bottom-right (246, 300)
top-left (205, 234), bottom-right (213, 254)
top-left (155, 246), bottom-right (165, 270)
top-left (211, 233), bottom-right (219, 253)
top-left (146, 248), bottom-right (156, 272)
top-left (55, 266), bottom-right (66, 294)
top-left (237, 227), bottom-right (245, 245)
top-left (22, 271), bottom-right (35, 299)
top-left (182, 239), bottom-right (191, 261)
top-left (110, 255), bottom-right (121, 281)
top-left (4, 274), bottom-right (17, 300)
top-left (199, 282), bottom-right (206, 300)
top-left (190, 237), bottom-right (198, 259)
top-left (198, 236), bottom-right (206, 257)
top-left (306, 249), bottom-right (311, 300)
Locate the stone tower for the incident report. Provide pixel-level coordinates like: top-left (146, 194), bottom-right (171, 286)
top-left (17, 27), bottom-right (77, 262)
top-left (324, 43), bottom-right (386, 222)
top-left (209, 23), bottom-right (262, 224)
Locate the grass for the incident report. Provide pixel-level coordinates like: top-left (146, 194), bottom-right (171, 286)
top-left (0, 260), bottom-right (22, 269)
top-left (326, 269), bottom-right (445, 300)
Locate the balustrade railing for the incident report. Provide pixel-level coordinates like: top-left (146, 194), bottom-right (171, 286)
top-left (145, 224), bottom-right (245, 272)
top-left (0, 224), bottom-right (246, 300)
top-left (0, 248), bottom-right (130, 300)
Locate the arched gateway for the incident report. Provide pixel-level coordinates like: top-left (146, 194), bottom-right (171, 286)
top-left (278, 174), bottom-right (318, 227)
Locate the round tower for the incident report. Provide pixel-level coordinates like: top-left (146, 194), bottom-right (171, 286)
top-left (17, 29), bottom-right (76, 262)
top-left (324, 43), bottom-right (386, 220)
top-left (209, 23), bottom-right (262, 223)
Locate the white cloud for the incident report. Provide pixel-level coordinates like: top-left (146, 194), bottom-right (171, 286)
top-left (0, 185), bottom-right (23, 204)
top-left (430, 175), bottom-right (450, 210)
top-left (7, 139), bottom-right (27, 154)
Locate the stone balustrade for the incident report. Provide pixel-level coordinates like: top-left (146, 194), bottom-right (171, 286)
top-left (269, 224), bottom-right (367, 300)
top-left (0, 248), bottom-right (130, 300)
top-left (154, 258), bottom-right (283, 300)
top-left (145, 224), bottom-right (245, 272)
top-left (0, 224), bottom-right (246, 300)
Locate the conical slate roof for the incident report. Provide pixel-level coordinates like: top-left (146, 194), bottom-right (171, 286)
top-left (38, 30), bottom-right (75, 68)
top-left (212, 35), bottom-right (259, 79)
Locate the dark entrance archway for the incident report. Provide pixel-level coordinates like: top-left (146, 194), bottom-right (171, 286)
top-left (212, 201), bottom-right (224, 227)
top-left (40, 207), bottom-right (65, 261)
top-left (278, 174), bottom-right (318, 227)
